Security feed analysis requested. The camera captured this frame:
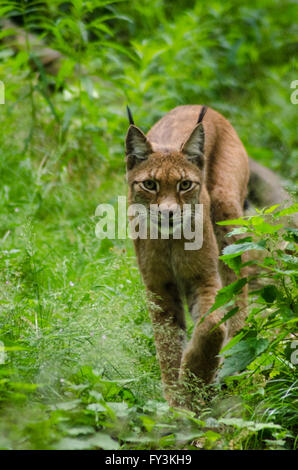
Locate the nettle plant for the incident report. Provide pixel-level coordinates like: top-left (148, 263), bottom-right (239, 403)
top-left (206, 203), bottom-right (298, 381)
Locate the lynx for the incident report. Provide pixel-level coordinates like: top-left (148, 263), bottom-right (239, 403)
top-left (125, 104), bottom-right (250, 406)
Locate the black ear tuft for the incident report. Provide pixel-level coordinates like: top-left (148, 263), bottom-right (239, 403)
top-left (197, 106), bottom-right (208, 124)
top-left (126, 105), bottom-right (135, 125)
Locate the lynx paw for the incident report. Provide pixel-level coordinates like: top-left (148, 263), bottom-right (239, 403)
top-left (179, 322), bottom-right (226, 384)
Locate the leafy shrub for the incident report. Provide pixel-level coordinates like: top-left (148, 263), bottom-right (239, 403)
top-left (0, 0), bottom-right (296, 451)
top-left (209, 204), bottom-right (298, 448)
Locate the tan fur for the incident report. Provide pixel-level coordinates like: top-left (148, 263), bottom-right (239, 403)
top-left (125, 105), bottom-right (249, 406)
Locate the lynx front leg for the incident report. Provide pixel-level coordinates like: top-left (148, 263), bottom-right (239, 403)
top-left (147, 284), bottom-right (186, 405)
top-left (180, 280), bottom-right (227, 385)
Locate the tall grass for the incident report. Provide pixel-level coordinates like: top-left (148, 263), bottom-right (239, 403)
top-left (0, 0), bottom-right (297, 449)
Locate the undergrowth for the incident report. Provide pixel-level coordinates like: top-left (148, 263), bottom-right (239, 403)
top-left (0, 0), bottom-right (297, 450)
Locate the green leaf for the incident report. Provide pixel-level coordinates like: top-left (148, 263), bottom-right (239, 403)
top-left (220, 255), bottom-right (242, 275)
top-left (274, 203), bottom-right (298, 217)
top-left (106, 401), bottom-right (129, 418)
top-left (221, 240), bottom-right (266, 258)
top-left (66, 426), bottom-right (94, 436)
top-left (89, 390), bottom-right (103, 401)
top-left (219, 336), bottom-right (269, 379)
top-left (55, 433), bottom-right (119, 450)
top-left (254, 222), bottom-right (283, 234)
top-left (226, 227), bottom-right (252, 237)
top-left (264, 205), bottom-right (281, 214)
top-left (284, 227), bottom-right (298, 242)
top-left (141, 415), bottom-right (156, 432)
top-left (220, 332), bottom-right (245, 354)
top-left (261, 285), bottom-right (278, 304)
top-left (62, 103), bottom-right (79, 134)
top-left (0, 346), bottom-right (27, 352)
top-left (175, 430), bottom-right (204, 442)
top-left (204, 430), bottom-right (222, 442)
top-left (55, 437), bottom-right (90, 450)
top-left (233, 236), bottom-right (253, 244)
top-left (86, 403), bottom-right (107, 412)
top-left (10, 382), bottom-right (38, 392)
top-left (217, 218), bottom-right (249, 226)
top-left (211, 307), bottom-right (239, 331)
top-left (206, 278), bottom-right (248, 315)
top-left (51, 400), bottom-right (81, 411)
top-left (89, 432), bottom-right (119, 450)
top-left (219, 418), bottom-right (280, 432)
top-left (278, 254), bottom-right (298, 266)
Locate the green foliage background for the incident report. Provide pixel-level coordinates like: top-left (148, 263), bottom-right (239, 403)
top-left (0, 0), bottom-right (297, 450)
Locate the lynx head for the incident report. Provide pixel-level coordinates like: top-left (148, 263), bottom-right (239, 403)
top-left (125, 108), bottom-right (206, 231)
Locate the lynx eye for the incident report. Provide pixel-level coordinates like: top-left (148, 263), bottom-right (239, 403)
top-left (179, 180), bottom-right (193, 191)
top-left (142, 180), bottom-right (158, 191)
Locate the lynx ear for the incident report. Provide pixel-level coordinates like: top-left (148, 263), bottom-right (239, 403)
top-left (181, 123), bottom-right (205, 170)
top-left (125, 125), bottom-right (152, 170)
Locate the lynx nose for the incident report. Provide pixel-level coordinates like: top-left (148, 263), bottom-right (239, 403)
top-left (158, 202), bottom-right (179, 219)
